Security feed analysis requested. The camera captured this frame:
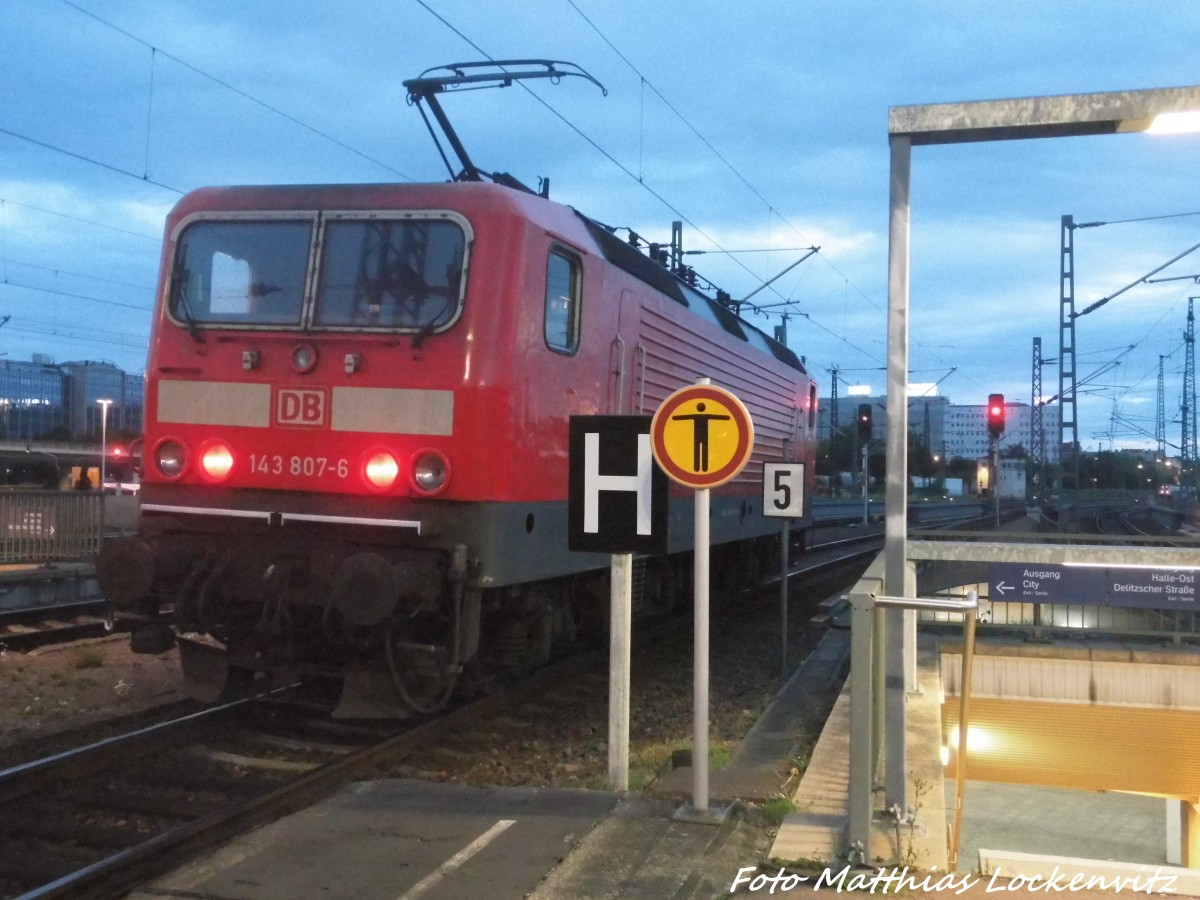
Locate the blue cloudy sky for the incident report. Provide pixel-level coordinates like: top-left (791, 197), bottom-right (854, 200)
top-left (2, 1), bottom-right (1198, 452)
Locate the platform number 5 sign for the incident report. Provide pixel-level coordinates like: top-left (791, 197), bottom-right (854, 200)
top-left (763, 462), bottom-right (805, 518)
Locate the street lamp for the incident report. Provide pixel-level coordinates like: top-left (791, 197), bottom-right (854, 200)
top-left (97, 398), bottom-right (113, 490)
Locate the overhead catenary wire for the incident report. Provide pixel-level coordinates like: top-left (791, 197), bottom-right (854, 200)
top-left (0, 125), bottom-right (184, 195)
top-left (3, 260), bottom-right (155, 294)
top-left (413, 0), bottom-right (895, 375)
top-left (409, 3), bottom-right (793, 302)
top-left (12, 0), bottom-right (890, 378)
top-left (3, 279), bottom-right (154, 312)
top-left (561, 0), bottom-right (887, 321)
top-left (3, 317), bottom-right (149, 352)
top-left (1075, 241), bottom-right (1200, 318)
top-left (57, 0), bottom-right (416, 183)
top-left (1075, 209), bottom-right (1200, 229)
top-left (0, 198), bottom-right (160, 242)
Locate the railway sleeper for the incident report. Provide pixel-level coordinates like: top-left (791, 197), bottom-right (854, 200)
top-left (0, 841), bottom-right (99, 894)
top-left (65, 782), bottom-right (219, 821)
top-left (2, 801), bottom-right (137, 850)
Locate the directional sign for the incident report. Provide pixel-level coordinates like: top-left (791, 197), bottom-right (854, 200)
top-left (989, 561), bottom-right (1199, 610)
top-left (650, 384), bottom-right (754, 489)
top-left (568, 415), bottom-right (669, 554)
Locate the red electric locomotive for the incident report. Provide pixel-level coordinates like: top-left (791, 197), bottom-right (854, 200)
top-left (97, 62), bottom-right (817, 715)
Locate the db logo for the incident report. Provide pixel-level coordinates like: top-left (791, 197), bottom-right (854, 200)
top-left (274, 387), bottom-right (328, 428)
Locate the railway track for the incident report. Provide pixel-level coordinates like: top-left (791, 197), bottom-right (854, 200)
top-left (0, 600), bottom-right (119, 653)
top-left (0, 542), bottom-right (877, 899)
top-left (1094, 506), bottom-right (1174, 538)
top-left (0, 658), bottom-right (593, 899)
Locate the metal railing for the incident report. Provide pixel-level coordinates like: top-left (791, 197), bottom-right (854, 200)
top-left (847, 584), bottom-right (979, 867)
top-left (0, 491), bottom-right (102, 563)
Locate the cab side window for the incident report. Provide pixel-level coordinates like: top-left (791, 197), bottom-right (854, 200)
top-left (545, 249), bottom-right (581, 354)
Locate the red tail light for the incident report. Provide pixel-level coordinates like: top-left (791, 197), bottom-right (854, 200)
top-left (363, 451), bottom-right (400, 491)
top-left (200, 442), bottom-right (234, 482)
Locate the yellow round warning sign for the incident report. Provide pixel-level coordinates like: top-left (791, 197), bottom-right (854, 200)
top-left (650, 384), bottom-right (754, 488)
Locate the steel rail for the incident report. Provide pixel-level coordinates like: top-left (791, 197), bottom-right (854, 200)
top-left (15, 634), bottom-right (646, 899)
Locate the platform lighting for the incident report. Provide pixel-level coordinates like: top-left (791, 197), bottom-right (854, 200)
top-left (97, 399), bottom-right (113, 489)
top-left (1143, 111), bottom-right (1200, 134)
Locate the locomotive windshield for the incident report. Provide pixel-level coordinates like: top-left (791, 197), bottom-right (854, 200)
top-left (315, 219), bottom-right (465, 329)
top-left (170, 220), bottom-right (312, 326)
top-left (169, 214), bottom-right (468, 332)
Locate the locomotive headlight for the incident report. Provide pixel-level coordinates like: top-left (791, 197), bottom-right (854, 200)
top-left (291, 343), bottom-right (318, 373)
top-left (363, 451), bottom-right (400, 491)
top-left (199, 441), bottom-right (234, 482)
top-left (411, 449), bottom-right (450, 495)
top-left (154, 439), bottom-right (188, 479)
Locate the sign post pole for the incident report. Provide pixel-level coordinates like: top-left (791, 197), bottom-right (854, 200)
top-left (693, 486), bottom-right (710, 812)
top-left (608, 551), bottom-right (633, 791)
top-left (763, 461), bottom-right (805, 678)
top-left (567, 415), bottom-right (669, 794)
top-left (780, 520), bottom-right (789, 678)
top-left (991, 438), bottom-right (1000, 528)
top-left (862, 444), bottom-right (869, 525)
top-left (650, 379), bottom-right (755, 825)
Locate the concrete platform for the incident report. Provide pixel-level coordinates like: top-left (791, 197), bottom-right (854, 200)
top-left (0, 560), bottom-right (97, 610)
top-left (129, 780), bottom-right (620, 900)
top-left (121, 612), bottom-right (1200, 899)
top-left (767, 637), bottom-right (949, 872)
top-left (125, 620), bottom-right (856, 900)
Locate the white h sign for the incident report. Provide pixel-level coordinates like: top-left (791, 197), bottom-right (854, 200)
top-left (583, 432), bottom-right (654, 536)
top-left (568, 415), bottom-right (666, 555)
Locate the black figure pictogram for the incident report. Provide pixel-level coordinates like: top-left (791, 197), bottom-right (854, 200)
top-left (671, 402), bottom-right (731, 472)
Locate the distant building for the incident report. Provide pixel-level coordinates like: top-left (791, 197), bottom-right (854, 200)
top-left (0, 358), bottom-right (68, 438)
top-left (977, 458), bottom-right (1028, 498)
top-left (945, 401), bottom-right (1061, 463)
top-left (0, 357), bottom-right (144, 440)
top-left (817, 392), bottom-right (1061, 464)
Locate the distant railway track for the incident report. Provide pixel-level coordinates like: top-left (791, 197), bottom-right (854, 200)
top-left (0, 546), bottom-right (875, 899)
top-left (1094, 506), bottom-right (1179, 540)
top-left (0, 599), bottom-right (118, 652)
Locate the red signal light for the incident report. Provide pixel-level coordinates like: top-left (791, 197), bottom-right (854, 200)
top-left (987, 393), bottom-right (1005, 438)
top-left (856, 403), bottom-right (873, 442)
